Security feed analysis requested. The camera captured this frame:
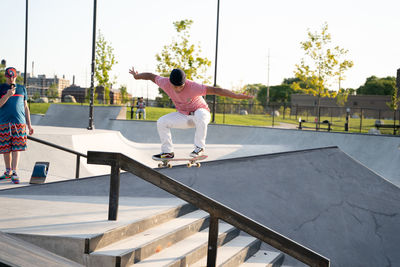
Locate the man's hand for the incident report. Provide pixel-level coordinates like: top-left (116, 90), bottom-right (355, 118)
top-left (129, 67), bottom-right (156, 83)
top-left (129, 67), bottom-right (139, 80)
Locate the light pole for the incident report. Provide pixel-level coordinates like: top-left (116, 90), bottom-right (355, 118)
top-left (267, 49), bottom-right (270, 105)
top-left (88, 0), bottom-right (97, 130)
top-left (211, 0), bottom-right (220, 123)
top-left (24, 0), bottom-right (29, 87)
top-left (345, 107), bottom-right (350, 131)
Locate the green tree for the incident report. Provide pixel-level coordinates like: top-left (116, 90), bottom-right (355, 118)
top-left (249, 83), bottom-right (293, 106)
top-left (95, 30), bottom-right (118, 104)
top-left (292, 22), bottom-right (353, 112)
top-left (33, 92), bottom-right (40, 100)
top-left (46, 83), bottom-right (59, 99)
top-left (336, 88), bottom-right (349, 106)
top-left (386, 82), bottom-right (399, 111)
top-left (356, 76), bottom-right (396, 95)
top-left (86, 88), bottom-right (98, 104)
top-left (119, 84), bottom-right (129, 104)
top-left (0, 63), bottom-right (6, 84)
top-left (155, 19), bottom-right (212, 104)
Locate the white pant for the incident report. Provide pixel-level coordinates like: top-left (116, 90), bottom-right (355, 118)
top-left (157, 108), bottom-right (211, 153)
top-left (136, 109), bottom-right (146, 119)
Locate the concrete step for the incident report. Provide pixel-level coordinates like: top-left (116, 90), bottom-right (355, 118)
top-left (133, 222), bottom-right (240, 267)
top-left (0, 232), bottom-right (83, 267)
top-left (87, 202), bottom-right (197, 252)
top-left (240, 250), bottom-right (284, 266)
top-left (89, 209), bottom-right (209, 267)
top-left (6, 197), bottom-right (192, 265)
top-left (191, 235), bottom-right (261, 267)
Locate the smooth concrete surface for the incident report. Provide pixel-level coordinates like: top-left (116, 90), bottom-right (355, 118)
top-left (33, 104), bottom-right (126, 129)
top-left (2, 147), bottom-right (399, 266)
top-left (161, 147), bottom-right (400, 267)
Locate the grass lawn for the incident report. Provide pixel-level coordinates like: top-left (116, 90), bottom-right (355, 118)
top-left (28, 102), bottom-right (51, 115)
top-left (29, 103), bottom-right (399, 135)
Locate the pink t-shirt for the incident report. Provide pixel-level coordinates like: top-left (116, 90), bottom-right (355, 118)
top-left (155, 76), bottom-right (210, 115)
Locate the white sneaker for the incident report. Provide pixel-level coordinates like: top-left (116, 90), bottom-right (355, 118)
top-left (190, 147), bottom-right (204, 157)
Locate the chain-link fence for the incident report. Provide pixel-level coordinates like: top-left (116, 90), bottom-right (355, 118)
top-left (207, 101), bottom-right (399, 135)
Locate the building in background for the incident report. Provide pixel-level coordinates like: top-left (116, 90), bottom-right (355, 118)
top-left (62, 85), bottom-right (87, 103)
top-left (291, 94), bottom-right (394, 118)
top-left (23, 73), bottom-right (70, 98)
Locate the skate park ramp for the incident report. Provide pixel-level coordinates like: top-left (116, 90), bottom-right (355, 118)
top-left (33, 104), bottom-right (126, 129)
top-left (1, 147), bottom-right (399, 267)
top-left (0, 125), bottom-right (285, 189)
top-left (32, 104), bottom-right (400, 186)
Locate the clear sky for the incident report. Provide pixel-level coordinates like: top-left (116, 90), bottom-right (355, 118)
top-left (1, 0), bottom-right (399, 100)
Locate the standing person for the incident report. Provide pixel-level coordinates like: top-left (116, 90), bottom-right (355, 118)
top-left (136, 97), bottom-right (146, 120)
top-left (129, 66), bottom-right (253, 159)
top-left (0, 67), bottom-right (34, 184)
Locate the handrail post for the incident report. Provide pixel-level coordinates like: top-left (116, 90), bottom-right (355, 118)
top-left (108, 161), bottom-right (120, 221)
top-left (75, 155), bottom-right (80, 179)
top-left (207, 216), bottom-right (219, 267)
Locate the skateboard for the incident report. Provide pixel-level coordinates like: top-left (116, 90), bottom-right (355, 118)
top-left (29, 161), bottom-right (50, 184)
top-left (154, 155), bottom-right (208, 168)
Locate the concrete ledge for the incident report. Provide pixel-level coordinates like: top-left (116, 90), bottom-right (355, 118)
top-left (0, 232), bottom-right (83, 267)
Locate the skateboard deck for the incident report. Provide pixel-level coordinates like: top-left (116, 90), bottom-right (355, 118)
top-left (154, 155), bottom-right (208, 168)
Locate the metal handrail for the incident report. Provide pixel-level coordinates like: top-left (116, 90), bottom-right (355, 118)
top-left (27, 136), bottom-right (87, 179)
top-left (87, 151), bottom-right (330, 267)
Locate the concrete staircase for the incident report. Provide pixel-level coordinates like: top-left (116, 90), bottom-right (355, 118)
top-left (85, 203), bottom-right (284, 267)
top-left (1, 192), bottom-right (289, 266)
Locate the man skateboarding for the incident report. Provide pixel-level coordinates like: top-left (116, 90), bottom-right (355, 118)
top-left (129, 67), bottom-right (253, 160)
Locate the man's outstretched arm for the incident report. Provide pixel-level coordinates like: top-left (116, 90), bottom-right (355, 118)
top-left (206, 85), bottom-right (254, 100)
top-left (129, 66), bottom-right (157, 83)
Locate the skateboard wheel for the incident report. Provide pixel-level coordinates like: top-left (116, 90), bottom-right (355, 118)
top-left (186, 163), bottom-right (192, 168)
top-left (158, 163), bottom-right (163, 168)
top-left (167, 164), bottom-right (172, 168)
top-left (196, 163), bottom-right (201, 168)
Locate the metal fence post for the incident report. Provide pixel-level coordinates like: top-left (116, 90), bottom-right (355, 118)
top-left (223, 102), bottom-right (226, 124)
top-left (359, 108), bottom-right (363, 133)
top-left (272, 105), bottom-right (275, 127)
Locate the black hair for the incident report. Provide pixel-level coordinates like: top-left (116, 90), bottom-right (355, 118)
top-left (169, 69), bottom-right (186, 86)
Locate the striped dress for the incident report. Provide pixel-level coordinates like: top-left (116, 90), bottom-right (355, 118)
top-left (0, 84), bottom-right (28, 153)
